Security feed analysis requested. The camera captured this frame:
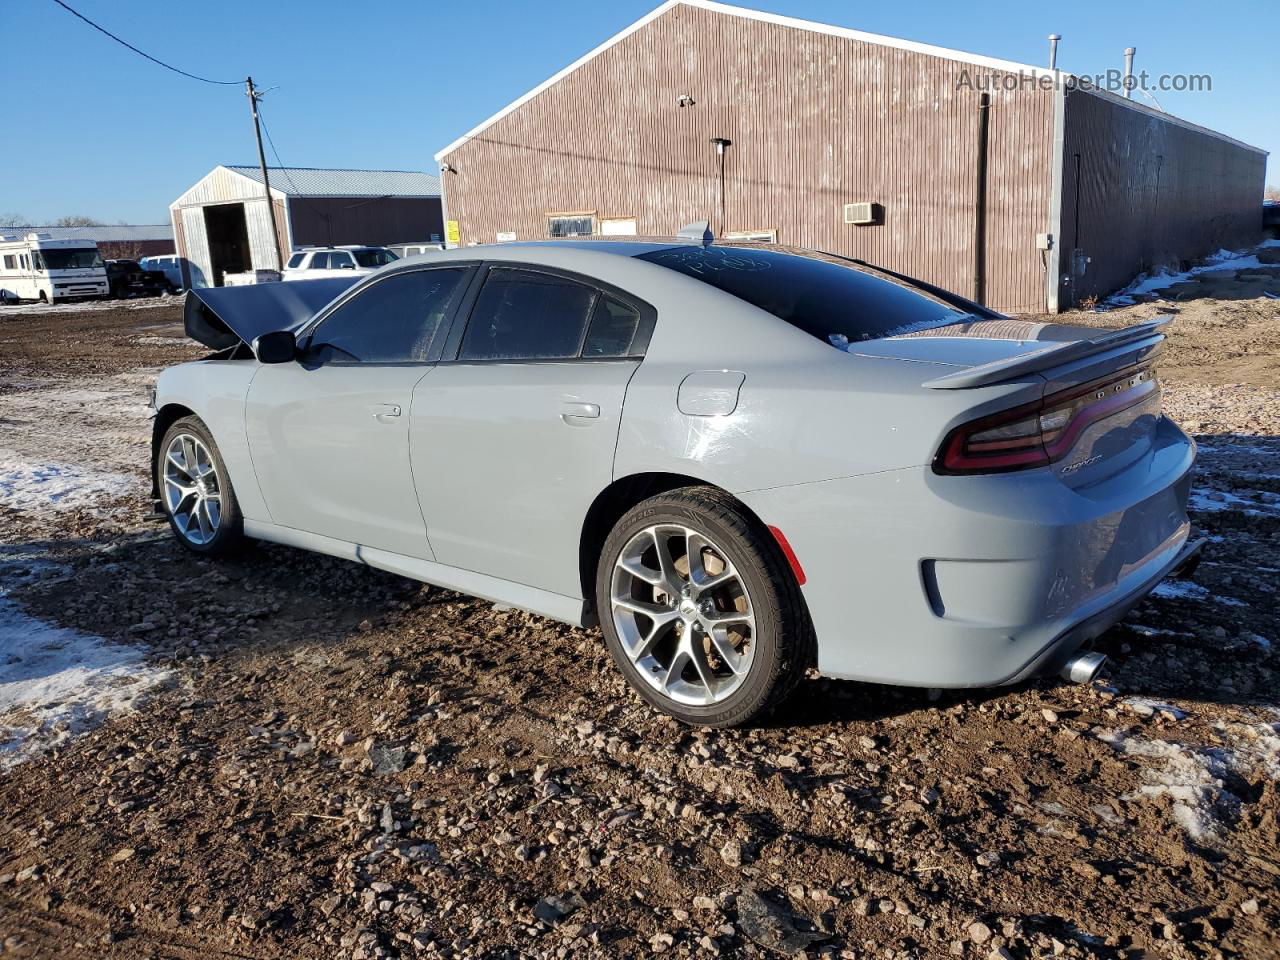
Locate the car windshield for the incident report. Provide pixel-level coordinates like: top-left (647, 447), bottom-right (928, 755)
top-left (636, 244), bottom-right (973, 343)
top-left (353, 249), bottom-right (398, 268)
top-left (35, 248), bottom-right (103, 270)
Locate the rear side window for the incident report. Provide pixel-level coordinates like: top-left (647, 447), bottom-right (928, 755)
top-left (637, 246), bottom-right (973, 343)
top-left (307, 268), bottom-right (468, 363)
top-left (287, 253), bottom-right (305, 268)
top-left (583, 295), bottom-right (641, 357)
top-left (309, 252), bottom-right (329, 269)
top-left (459, 268), bottom-right (597, 361)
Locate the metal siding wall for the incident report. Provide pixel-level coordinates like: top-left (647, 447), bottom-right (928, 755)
top-left (439, 5), bottom-right (1055, 313)
top-left (180, 207), bottom-right (212, 288)
top-left (244, 199), bottom-right (278, 271)
top-left (174, 167), bottom-right (268, 206)
top-left (287, 198), bottom-right (445, 248)
top-left (1059, 90), bottom-right (1265, 306)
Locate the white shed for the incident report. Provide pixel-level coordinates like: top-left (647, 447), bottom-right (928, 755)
top-left (170, 165), bottom-right (443, 288)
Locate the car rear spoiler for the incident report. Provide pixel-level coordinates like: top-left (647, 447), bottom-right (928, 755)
top-left (921, 318), bottom-right (1170, 389)
top-left (183, 277), bottom-right (358, 351)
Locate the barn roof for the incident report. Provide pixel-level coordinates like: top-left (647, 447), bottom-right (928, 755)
top-left (6, 224), bottom-right (173, 242)
top-left (224, 166), bottom-right (441, 198)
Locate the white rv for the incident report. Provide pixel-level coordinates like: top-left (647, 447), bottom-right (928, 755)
top-left (0, 233), bottom-right (109, 304)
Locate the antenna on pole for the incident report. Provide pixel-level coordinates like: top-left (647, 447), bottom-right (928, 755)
top-left (246, 76), bottom-right (284, 272)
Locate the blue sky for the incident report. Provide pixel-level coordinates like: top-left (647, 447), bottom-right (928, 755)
top-left (2, 0), bottom-right (1274, 224)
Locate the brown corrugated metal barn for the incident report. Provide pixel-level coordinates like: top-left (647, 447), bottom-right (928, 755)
top-left (435, 0), bottom-right (1266, 313)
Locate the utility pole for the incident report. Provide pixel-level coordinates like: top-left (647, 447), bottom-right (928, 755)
top-left (245, 76), bottom-right (284, 272)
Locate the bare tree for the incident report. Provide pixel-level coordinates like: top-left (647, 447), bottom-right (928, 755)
top-left (52, 215), bottom-right (104, 227)
top-left (0, 212), bottom-right (28, 228)
top-left (1266, 184), bottom-right (1280, 202)
top-left (98, 241), bottom-right (144, 260)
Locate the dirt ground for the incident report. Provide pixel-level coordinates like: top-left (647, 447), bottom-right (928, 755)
top-left (0, 289), bottom-right (1277, 960)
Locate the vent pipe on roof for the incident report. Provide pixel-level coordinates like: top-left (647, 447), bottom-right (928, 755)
top-left (1048, 34), bottom-right (1060, 71)
top-left (1123, 47), bottom-right (1136, 99)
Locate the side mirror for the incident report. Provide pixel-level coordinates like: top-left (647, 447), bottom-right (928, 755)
top-left (338, 262), bottom-right (355, 269)
top-left (252, 330), bottom-right (297, 364)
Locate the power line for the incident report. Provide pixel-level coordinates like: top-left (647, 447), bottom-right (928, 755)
top-left (48, 0), bottom-right (241, 85)
top-left (256, 107), bottom-right (340, 247)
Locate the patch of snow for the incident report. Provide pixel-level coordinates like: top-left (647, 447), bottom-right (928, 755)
top-left (1095, 728), bottom-right (1234, 840)
top-left (1125, 623), bottom-right (1194, 639)
top-left (132, 335), bottom-right (188, 346)
top-left (1097, 718), bottom-right (1280, 841)
top-left (1244, 633), bottom-right (1272, 652)
top-left (1123, 697), bottom-right (1187, 720)
top-left (0, 556), bottom-right (170, 769)
top-left (1151, 579), bottom-right (1246, 607)
top-left (0, 453), bottom-right (134, 514)
top-left (1104, 246), bottom-right (1276, 306)
top-left (1189, 487), bottom-right (1280, 518)
top-left (0, 296), bottom-right (174, 319)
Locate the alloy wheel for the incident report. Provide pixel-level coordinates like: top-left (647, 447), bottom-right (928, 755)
top-left (163, 433), bottom-right (222, 545)
top-left (610, 524), bottom-right (756, 706)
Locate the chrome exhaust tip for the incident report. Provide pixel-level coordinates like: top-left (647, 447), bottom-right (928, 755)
top-left (1060, 651), bottom-right (1107, 684)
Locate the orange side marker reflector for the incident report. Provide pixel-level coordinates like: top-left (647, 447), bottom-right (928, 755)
top-left (767, 525), bottom-right (806, 586)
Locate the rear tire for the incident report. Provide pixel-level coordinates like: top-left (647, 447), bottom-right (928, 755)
top-left (596, 487), bottom-right (813, 727)
top-left (157, 416), bottom-right (244, 556)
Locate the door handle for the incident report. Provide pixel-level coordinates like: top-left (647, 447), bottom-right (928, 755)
top-left (560, 401), bottom-right (600, 424)
top-left (370, 403), bottom-right (402, 422)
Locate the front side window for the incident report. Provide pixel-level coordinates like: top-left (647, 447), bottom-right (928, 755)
top-left (459, 268), bottom-right (596, 361)
top-left (637, 245), bottom-right (973, 343)
top-left (354, 248), bottom-right (398, 268)
top-left (329, 252), bottom-right (355, 269)
top-left (307, 268), bottom-right (468, 363)
top-left (547, 215), bottom-right (594, 238)
top-left (33, 248), bottom-right (103, 270)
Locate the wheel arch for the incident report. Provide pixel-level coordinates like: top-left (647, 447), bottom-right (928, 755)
top-left (578, 471), bottom-right (806, 616)
top-left (150, 402), bottom-right (197, 503)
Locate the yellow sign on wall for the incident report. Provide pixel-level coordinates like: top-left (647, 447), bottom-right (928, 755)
top-left (445, 220), bottom-right (460, 246)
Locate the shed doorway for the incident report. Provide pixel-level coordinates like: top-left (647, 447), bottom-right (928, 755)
top-left (204, 202), bottom-right (251, 286)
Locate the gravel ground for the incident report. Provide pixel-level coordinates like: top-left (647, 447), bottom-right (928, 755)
top-left (0, 294), bottom-right (1276, 960)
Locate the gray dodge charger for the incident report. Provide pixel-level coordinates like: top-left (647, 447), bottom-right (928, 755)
top-left (152, 230), bottom-right (1200, 726)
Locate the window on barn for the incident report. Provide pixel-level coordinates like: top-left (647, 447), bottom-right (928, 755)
top-left (724, 229), bottom-right (778, 243)
top-left (547, 215), bottom-right (595, 238)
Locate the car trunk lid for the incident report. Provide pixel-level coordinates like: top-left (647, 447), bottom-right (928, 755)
top-left (918, 318), bottom-right (1169, 486)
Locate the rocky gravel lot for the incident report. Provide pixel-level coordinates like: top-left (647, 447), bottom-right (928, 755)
top-left (0, 292), bottom-right (1277, 959)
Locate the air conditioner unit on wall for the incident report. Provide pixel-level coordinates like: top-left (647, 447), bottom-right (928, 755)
top-left (843, 202), bottom-right (882, 226)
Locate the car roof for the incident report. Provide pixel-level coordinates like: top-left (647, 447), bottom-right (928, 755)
top-left (476, 236), bottom-right (810, 259)
top-left (295, 245), bottom-right (385, 254)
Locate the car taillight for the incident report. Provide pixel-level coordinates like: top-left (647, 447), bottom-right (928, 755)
top-left (934, 365), bottom-right (1157, 475)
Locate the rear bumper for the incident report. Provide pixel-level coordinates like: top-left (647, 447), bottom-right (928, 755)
top-left (740, 416), bottom-right (1196, 688)
top-left (1001, 534), bottom-right (1204, 685)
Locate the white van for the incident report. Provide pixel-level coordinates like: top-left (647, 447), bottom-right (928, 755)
top-left (0, 233), bottom-right (109, 303)
top-left (139, 255), bottom-right (185, 292)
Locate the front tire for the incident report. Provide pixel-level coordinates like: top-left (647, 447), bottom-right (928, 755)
top-left (596, 487), bottom-right (813, 727)
top-left (157, 416), bottom-right (243, 556)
